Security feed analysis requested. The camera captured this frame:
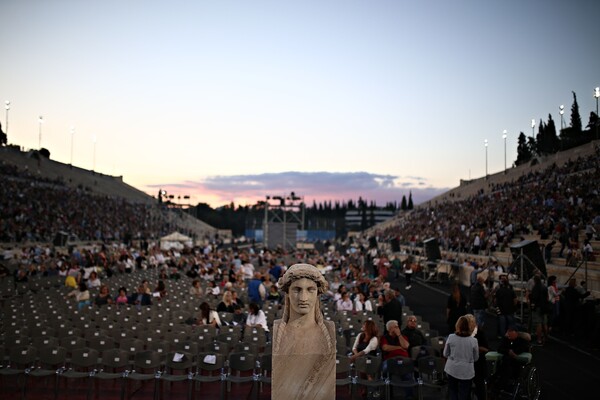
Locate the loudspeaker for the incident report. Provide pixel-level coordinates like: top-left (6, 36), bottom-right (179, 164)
top-left (53, 231), bottom-right (68, 247)
top-left (423, 237), bottom-right (441, 261)
top-left (368, 236), bottom-right (377, 249)
top-left (509, 240), bottom-right (547, 280)
top-left (390, 237), bottom-right (400, 252)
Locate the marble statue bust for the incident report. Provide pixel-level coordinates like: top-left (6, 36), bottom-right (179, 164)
top-left (272, 263), bottom-right (336, 399)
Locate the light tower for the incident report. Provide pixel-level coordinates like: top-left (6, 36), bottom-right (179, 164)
top-left (38, 116), bottom-right (43, 148)
top-left (502, 130), bottom-right (507, 173)
top-left (484, 139), bottom-right (488, 178)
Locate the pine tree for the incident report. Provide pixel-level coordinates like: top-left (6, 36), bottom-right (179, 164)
top-left (515, 132), bottom-right (532, 165)
top-left (408, 191), bottom-right (414, 209)
top-left (401, 195), bottom-right (407, 211)
top-left (570, 91), bottom-right (582, 133)
top-left (535, 119), bottom-right (546, 154)
top-left (0, 122), bottom-right (6, 146)
top-left (545, 114), bottom-right (560, 153)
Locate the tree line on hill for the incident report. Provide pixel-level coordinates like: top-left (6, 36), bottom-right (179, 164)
top-left (516, 91), bottom-right (599, 165)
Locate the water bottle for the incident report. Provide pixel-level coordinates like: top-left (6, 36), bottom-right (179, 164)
top-left (432, 369), bottom-right (438, 383)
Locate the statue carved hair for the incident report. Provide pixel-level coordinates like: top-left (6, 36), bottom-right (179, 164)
top-left (274, 263), bottom-right (333, 354)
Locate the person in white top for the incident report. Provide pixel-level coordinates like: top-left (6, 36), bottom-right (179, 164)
top-left (354, 292), bottom-right (373, 312)
top-left (336, 292), bottom-right (353, 312)
top-left (86, 271), bottom-right (101, 289)
top-left (246, 302), bottom-right (270, 332)
top-left (197, 301), bottom-right (221, 328)
top-left (243, 262), bottom-right (255, 281)
top-left (350, 320), bottom-right (380, 362)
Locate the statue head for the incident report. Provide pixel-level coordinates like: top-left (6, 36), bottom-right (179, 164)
top-left (278, 263), bottom-right (328, 323)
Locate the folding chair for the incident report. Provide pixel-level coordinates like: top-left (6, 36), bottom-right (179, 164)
top-left (29, 345), bottom-right (67, 400)
top-left (225, 352), bottom-right (257, 399)
top-left (119, 338), bottom-right (145, 362)
top-left (233, 342), bottom-right (259, 357)
top-left (147, 340), bottom-right (170, 363)
top-left (193, 351), bottom-right (226, 397)
top-left (126, 350), bottom-right (163, 400)
top-left (60, 347), bottom-right (99, 400)
top-left (386, 356), bottom-right (420, 400)
top-left (88, 336), bottom-right (117, 358)
top-left (334, 355), bottom-right (353, 398)
top-left (60, 336), bottom-right (87, 361)
top-left (0, 345), bottom-right (38, 399)
top-left (207, 341), bottom-right (232, 358)
top-left (429, 336), bottom-right (446, 357)
top-left (93, 348), bottom-right (130, 400)
top-left (354, 354), bottom-right (386, 399)
top-left (417, 355), bottom-right (447, 399)
top-left (243, 327), bottom-right (268, 350)
top-left (171, 341), bottom-right (200, 358)
top-left (32, 335), bottom-right (60, 350)
top-left (159, 351), bottom-right (195, 400)
top-left (257, 352), bottom-right (272, 395)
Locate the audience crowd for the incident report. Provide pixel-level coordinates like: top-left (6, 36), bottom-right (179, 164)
top-left (2, 144), bottom-right (600, 399)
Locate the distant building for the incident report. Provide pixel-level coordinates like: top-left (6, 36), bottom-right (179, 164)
top-left (345, 209), bottom-right (395, 230)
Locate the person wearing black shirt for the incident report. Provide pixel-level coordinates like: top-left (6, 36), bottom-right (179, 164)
top-left (377, 289), bottom-right (403, 326)
top-left (496, 326), bottom-right (530, 388)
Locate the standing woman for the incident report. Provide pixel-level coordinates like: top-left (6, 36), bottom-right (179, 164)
top-left (465, 314), bottom-right (489, 400)
top-left (403, 255), bottom-right (415, 290)
top-left (443, 315), bottom-right (479, 400)
top-left (446, 282), bottom-right (468, 335)
top-left (547, 275), bottom-right (561, 332)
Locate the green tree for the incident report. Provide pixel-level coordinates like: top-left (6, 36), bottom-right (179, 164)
top-left (0, 122), bottom-right (6, 146)
top-left (408, 191), bottom-right (414, 210)
top-left (587, 111), bottom-right (599, 140)
top-left (545, 114), bottom-right (560, 153)
top-left (401, 195), bottom-right (407, 211)
top-left (570, 91), bottom-right (582, 133)
top-left (515, 132), bottom-right (532, 165)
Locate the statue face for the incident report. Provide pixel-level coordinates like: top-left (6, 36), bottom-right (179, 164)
top-left (288, 278), bottom-right (318, 317)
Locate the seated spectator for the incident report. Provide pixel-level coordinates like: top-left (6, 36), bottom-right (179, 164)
top-left (380, 319), bottom-right (410, 366)
top-left (208, 280), bottom-right (220, 298)
top-left (217, 290), bottom-right (235, 313)
top-left (336, 292), bottom-right (353, 312)
top-left (115, 287), bottom-right (128, 305)
top-left (380, 319), bottom-right (413, 398)
top-left (196, 301), bottom-right (221, 328)
top-left (129, 284), bottom-right (153, 307)
top-left (65, 271), bottom-right (84, 290)
top-left (86, 271), bottom-right (101, 290)
top-left (189, 279), bottom-right (203, 298)
top-left (354, 291), bottom-right (373, 312)
top-left (232, 304), bottom-right (247, 326)
top-left (350, 320), bottom-right (379, 363)
top-left (246, 302), bottom-right (270, 340)
top-left (66, 282), bottom-right (91, 310)
top-left (153, 280), bottom-right (167, 299)
top-left (401, 315), bottom-right (428, 354)
top-left (495, 326), bottom-right (530, 388)
top-left (94, 284), bottom-right (113, 307)
top-left (232, 290), bottom-right (245, 308)
top-left (267, 284), bottom-right (282, 303)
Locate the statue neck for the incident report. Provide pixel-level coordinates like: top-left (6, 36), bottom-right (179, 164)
top-left (288, 312), bottom-right (315, 328)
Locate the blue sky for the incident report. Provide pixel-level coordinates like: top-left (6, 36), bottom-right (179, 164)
top-left (1, 0), bottom-right (599, 207)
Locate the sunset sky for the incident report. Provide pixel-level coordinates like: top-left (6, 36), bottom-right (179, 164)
top-left (1, 0), bottom-right (599, 208)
